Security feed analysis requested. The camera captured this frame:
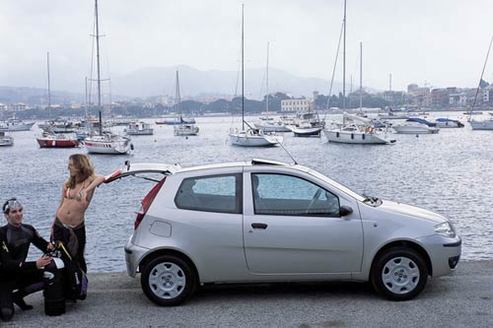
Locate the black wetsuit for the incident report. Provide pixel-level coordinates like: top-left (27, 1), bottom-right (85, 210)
top-left (0, 223), bottom-right (49, 320)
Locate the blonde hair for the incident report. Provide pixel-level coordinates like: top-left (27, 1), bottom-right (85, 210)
top-left (65, 154), bottom-right (95, 188)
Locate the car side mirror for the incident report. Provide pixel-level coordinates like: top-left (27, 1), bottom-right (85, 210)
top-left (340, 205), bottom-right (353, 217)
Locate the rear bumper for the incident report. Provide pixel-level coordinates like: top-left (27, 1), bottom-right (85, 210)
top-left (417, 235), bottom-right (462, 277)
top-left (124, 237), bottom-right (149, 277)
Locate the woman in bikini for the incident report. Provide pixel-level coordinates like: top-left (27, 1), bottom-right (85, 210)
top-left (53, 154), bottom-right (105, 273)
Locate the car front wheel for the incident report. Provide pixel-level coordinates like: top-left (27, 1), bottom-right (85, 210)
top-left (141, 255), bottom-right (197, 306)
top-left (371, 247), bottom-right (428, 301)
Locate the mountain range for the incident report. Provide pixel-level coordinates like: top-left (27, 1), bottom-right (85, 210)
top-left (0, 65), bottom-right (343, 104)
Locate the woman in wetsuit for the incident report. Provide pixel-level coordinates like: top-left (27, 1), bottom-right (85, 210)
top-left (52, 154), bottom-right (105, 273)
top-left (0, 198), bottom-right (53, 322)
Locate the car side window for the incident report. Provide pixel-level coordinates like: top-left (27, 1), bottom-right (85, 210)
top-left (175, 174), bottom-right (242, 214)
top-left (252, 173), bottom-right (340, 217)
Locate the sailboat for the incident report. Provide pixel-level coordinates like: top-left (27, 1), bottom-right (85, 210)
top-left (254, 42), bottom-right (290, 133)
top-left (323, 7), bottom-right (394, 145)
top-left (83, 0), bottom-right (132, 154)
top-left (229, 5), bottom-right (282, 147)
top-left (173, 70), bottom-right (199, 136)
top-left (36, 52), bottom-right (79, 148)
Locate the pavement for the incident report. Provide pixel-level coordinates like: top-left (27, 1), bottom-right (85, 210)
top-left (2, 260), bottom-right (492, 328)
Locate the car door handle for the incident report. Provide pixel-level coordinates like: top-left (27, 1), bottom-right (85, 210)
top-left (251, 223), bottom-right (268, 229)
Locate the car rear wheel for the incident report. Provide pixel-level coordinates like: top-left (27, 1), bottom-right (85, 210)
top-left (141, 255), bottom-right (196, 306)
top-left (371, 247), bottom-right (428, 301)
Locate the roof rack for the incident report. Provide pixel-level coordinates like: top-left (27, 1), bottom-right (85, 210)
top-left (251, 158), bottom-right (288, 166)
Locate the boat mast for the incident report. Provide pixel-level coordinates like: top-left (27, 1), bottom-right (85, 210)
top-left (342, 0), bottom-right (346, 110)
top-left (94, 0), bottom-right (102, 135)
top-left (265, 41), bottom-right (270, 114)
top-left (359, 42), bottom-right (362, 112)
top-left (175, 70), bottom-right (181, 117)
top-left (241, 3), bottom-right (245, 131)
top-left (46, 52), bottom-right (51, 115)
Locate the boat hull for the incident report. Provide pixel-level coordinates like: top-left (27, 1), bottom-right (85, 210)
top-left (84, 135), bottom-right (132, 154)
top-left (393, 125), bottom-right (439, 134)
top-left (324, 130), bottom-right (393, 144)
top-left (470, 120), bottom-right (493, 130)
top-left (36, 138), bottom-right (79, 148)
top-left (0, 122), bottom-right (35, 132)
top-left (290, 126), bottom-right (322, 137)
top-left (229, 133), bottom-right (281, 147)
top-left (0, 138), bottom-right (14, 146)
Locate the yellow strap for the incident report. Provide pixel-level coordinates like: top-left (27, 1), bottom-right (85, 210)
top-left (57, 242), bottom-right (73, 261)
top-left (1, 241), bottom-right (8, 253)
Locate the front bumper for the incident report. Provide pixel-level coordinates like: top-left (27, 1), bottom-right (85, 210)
top-left (124, 237), bottom-right (149, 277)
top-left (417, 234), bottom-right (462, 277)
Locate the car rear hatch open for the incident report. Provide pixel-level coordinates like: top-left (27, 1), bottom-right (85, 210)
top-left (104, 161), bottom-right (180, 183)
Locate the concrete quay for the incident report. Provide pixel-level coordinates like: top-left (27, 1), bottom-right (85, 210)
top-left (4, 260), bottom-right (493, 328)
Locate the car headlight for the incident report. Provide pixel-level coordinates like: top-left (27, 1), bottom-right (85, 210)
top-left (434, 221), bottom-right (456, 238)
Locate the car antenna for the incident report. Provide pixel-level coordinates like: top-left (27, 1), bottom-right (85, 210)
top-left (276, 138), bottom-right (298, 165)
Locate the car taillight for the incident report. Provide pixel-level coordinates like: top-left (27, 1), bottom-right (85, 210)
top-left (135, 178), bottom-right (166, 230)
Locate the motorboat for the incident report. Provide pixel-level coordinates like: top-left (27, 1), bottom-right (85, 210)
top-left (0, 119), bottom-right (35, 132)
top-left (174, 124), bottom-right (199, 136)
top-left (125, 121), bottom-right (154, 135)
top-left (0, 132), bottom-right (14, 146)
top-left (36, 132), bottom-right (79, 148)
top-left (255, 120), bottom-right (291, 133)
top-left (289, 111), bottom-right (325, 137)
top-left (290, 123), bottom-right (323, 137)
top-left (435, 118), bottom-right (464, 128)
top-left (38, 119), bottom-right (77, 133)
top-left (155, 116), bottom-right (196, 125)
top-left (393, 121), bottom-right (439, 134)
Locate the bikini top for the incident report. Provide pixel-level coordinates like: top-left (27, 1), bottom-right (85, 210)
top-left (65, 180), bottom-right (87, 201)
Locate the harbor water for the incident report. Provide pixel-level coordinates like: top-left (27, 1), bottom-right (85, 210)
top-left (0, 113), bottom-right (492, 272)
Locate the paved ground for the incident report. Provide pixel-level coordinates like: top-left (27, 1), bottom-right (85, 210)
top-left (2, 260), bottom-right (492, 328)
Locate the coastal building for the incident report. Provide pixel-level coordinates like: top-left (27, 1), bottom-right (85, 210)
top-left (407, 84), bottom-right (431, 107)
top-left (281, 98), bottom-right (312, 112)
top-left (449, 92), bottom-right (468, 107)
top-left (8, 103), bottom-right (27, 111)
top-left (0, 103), bottom-right (7, 111)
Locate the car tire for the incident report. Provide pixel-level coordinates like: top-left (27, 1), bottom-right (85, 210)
top-left (371, 247), bottom-right (428, 301)
top-left (141, 255), bottom-right (197, 306)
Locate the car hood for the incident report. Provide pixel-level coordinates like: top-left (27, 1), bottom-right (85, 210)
top-left (379, 200), bottom-right (447, 224)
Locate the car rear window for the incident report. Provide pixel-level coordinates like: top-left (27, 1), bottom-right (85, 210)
top-left (174, 174), bottom-right (242, 214)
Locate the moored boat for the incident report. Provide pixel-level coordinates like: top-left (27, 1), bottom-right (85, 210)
top-left (0, 131), bottom-right (14, 146)
top-left (125, 121), bottom-right (154, 135)
top-left (36, 132), bottom-right (79, 148)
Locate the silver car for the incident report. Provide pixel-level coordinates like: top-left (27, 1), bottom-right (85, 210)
top-left (105, 158), bottom-right (461, 305)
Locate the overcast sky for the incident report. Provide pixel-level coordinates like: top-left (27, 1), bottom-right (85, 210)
top-left (1, 0), bottom-right (493, 93)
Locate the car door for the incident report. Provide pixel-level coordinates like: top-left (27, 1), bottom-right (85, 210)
top-left (243, 171), bottom-right (363, 275)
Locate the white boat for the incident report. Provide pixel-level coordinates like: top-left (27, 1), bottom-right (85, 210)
top-left (393, 121), bottom-right (439, 134)
top-left (324, 125), bottom-right (394, 144)
top-left (228, 6), bottom-right (281, 148)
top-left (470, 118), bottom-right (493, 130)
top-left (324, 113), bottom-right (395, 144)
top-left (125, 121), bottom-right (154, 135)
top-left (289, 111), bottom-right (325, 137)
top-left (84, 132), bottom-right (132, 154)
top-left (155, 116), bottom-right (196, 125)
top-left (174, 124), bottom-right (199, 136)
top-left (435, 118), bottom-right (464, 128)
top-left (0, 119), bottom-right (35, 132)
top-left (0, 131), bottom-right (14, 146)
top-left (83, 0), bottom-right (133, 155)
top-left (229, 128), bottom-right (282, 147)
top-left (290, 123), bottom-right (323, 137)
top-left (255, 120), bottom-right (291, 133)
